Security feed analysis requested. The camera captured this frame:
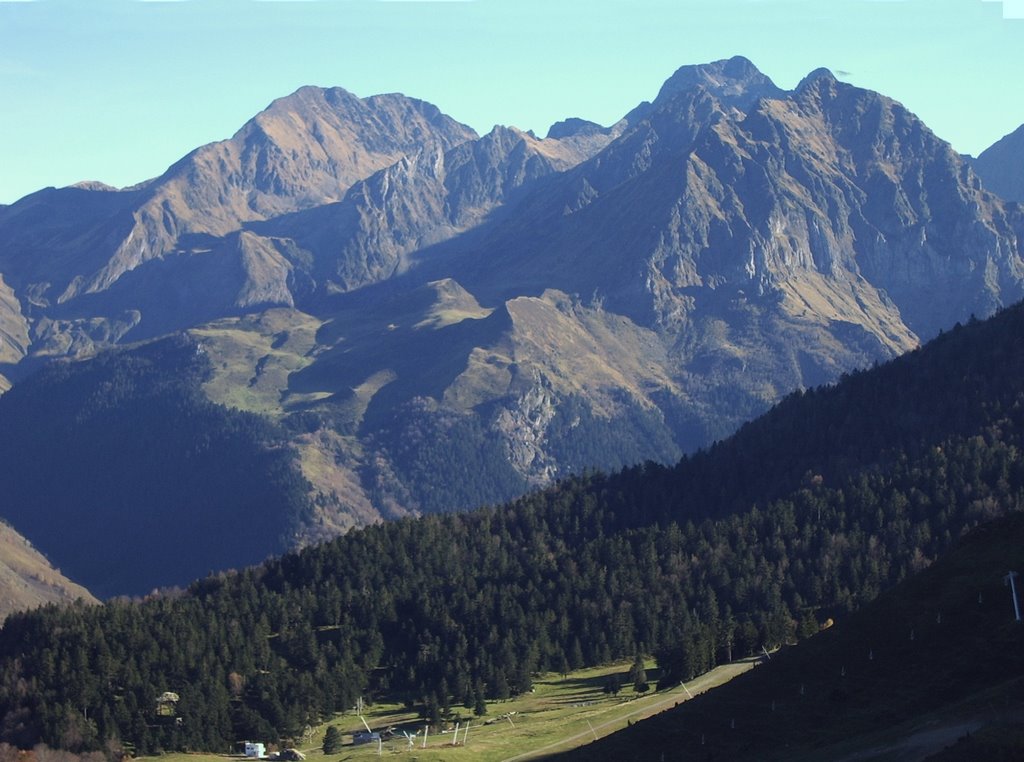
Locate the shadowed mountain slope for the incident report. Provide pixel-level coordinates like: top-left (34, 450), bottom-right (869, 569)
top-left (0, 335), bottom-right (313, 598)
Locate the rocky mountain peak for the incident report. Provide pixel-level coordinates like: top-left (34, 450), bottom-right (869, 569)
top-left (260, 84), bottom-right (360, 115)
top-left (654, 55), bottom-right (782, 111)
top-left (791, 67), bottom-right (855, 120)
top-left (796, 66), bottom-right (839, 92)
top-left (479, 124), bottom-right (533, 149)
top-left (176, 85), bottom-right (477, 223)
top-left (0, 86), bottom-right (478, 324)
top-left (546, 118), bottom-right (608, 140)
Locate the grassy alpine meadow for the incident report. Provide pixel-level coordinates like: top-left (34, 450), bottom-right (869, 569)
top-left (143, 658), bottom-right (754, 762)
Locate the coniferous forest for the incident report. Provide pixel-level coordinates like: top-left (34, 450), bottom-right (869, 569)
top-left (2, 304), bottom-right (1024, 754)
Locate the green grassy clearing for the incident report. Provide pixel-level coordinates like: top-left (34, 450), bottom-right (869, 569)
top-left (190, 309), bottom-right (322, 416)
top-left (142, 658), bottom-right (753, 762)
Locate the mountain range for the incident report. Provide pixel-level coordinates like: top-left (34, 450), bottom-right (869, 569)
top-left (2, 56), bottom-right (1024, 597)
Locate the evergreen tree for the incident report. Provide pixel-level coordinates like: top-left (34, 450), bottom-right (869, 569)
top-left (322, 726), bottom-right (341, 754)
top-left (797, 610), bottom-right (819, 640)
top-left (628, 654), bottom-right (647, 690)
top-left (473, 688), bottom-right (488, 718)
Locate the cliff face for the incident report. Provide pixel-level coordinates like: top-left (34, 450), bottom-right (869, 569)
top-left (249, 123), bottom-right (604, 298)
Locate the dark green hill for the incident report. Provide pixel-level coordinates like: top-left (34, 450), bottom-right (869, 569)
top-left (0, 335), bottom-right (313, 598)
top-left (555, 510), bottom-right (1024, 761)
top-left (1, 300), bottom-right (1024, 753)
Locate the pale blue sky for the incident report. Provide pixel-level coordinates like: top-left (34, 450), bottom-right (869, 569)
top-left (1, 0), bottom-right (1022, 204)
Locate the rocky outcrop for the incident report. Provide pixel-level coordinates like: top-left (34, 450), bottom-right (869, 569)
top-left (492, 376), bottom-right (559, 485)
top-left (250, 124), bottom-right (606, 298)
top-left (653, 55), bottom-right (783, 112)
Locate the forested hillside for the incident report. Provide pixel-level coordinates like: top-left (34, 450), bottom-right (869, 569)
top-left (559, 510), bottom-right (1024, 760)
top-left (0, 336), bottom-right (313, 598)
top-left (1, 303), bottom-right (1023, 753)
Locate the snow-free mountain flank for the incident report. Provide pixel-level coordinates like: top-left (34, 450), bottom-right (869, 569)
top-left (972, 122), bottom-right (1024, 202)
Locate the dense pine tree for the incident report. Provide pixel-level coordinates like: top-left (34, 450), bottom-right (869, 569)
top-left (321, 726), bottom-right (341, 754)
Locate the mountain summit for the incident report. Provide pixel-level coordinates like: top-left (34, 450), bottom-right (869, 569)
top-left (0, 87), bottom-right (476, 346)
top-left (655, 55), bottom-right (783, 109)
